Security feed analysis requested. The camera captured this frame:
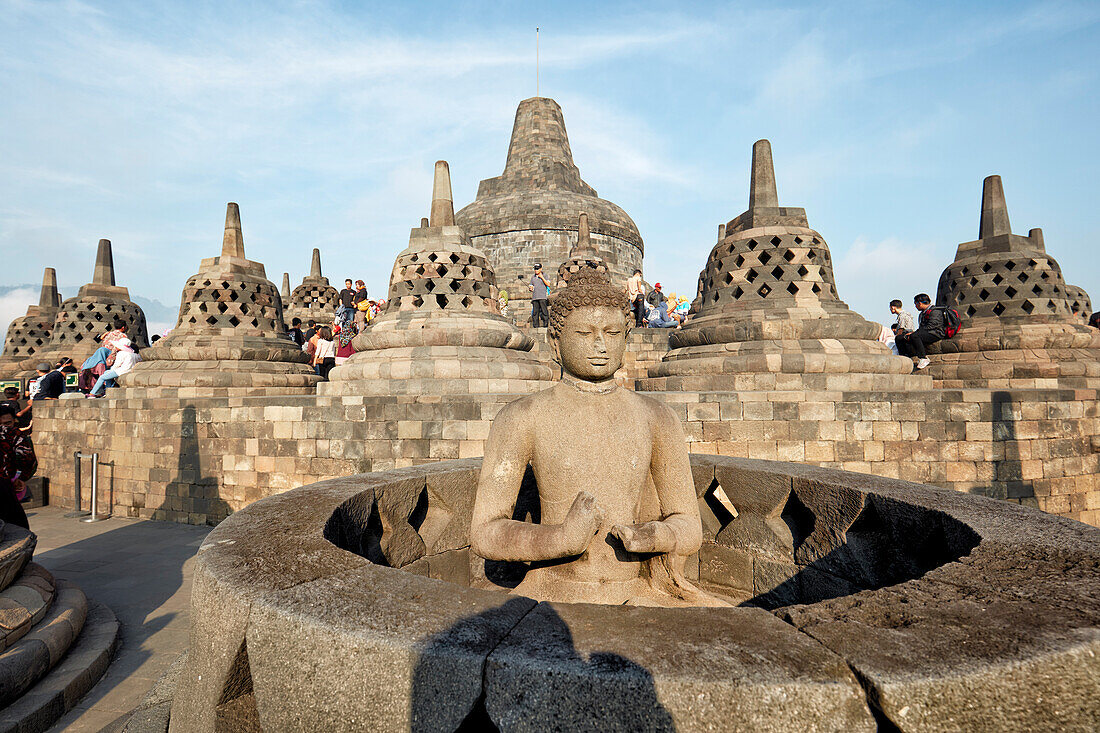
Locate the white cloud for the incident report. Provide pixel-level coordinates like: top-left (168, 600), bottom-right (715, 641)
top-left (0, 289), bottom-right (37, 338)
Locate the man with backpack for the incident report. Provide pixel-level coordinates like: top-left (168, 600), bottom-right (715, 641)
top-left (896, 293), bottom-right (959, 370)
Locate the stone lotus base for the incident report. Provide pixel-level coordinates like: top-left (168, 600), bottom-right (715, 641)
top-left (163, 456), bottom-right (1100, 732)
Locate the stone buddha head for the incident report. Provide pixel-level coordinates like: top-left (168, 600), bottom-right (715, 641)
top-left (548, 269), bottom-right (630, 383)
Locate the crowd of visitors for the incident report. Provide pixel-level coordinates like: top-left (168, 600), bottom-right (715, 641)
top-left (297, 287), bottom-right (385, 380)
top-left (523, 265), bottom-right (689, 330)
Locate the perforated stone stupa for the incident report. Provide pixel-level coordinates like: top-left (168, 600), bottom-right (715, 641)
top-left (284, 248), bottom-right (339, 326)
top-left (1, 267), bottom-right (61, 368)
top-left (642, 140), bottom-right (916, 392)
top-left (930, 175), bottom-right (1100, 388)
top-left (556, 212), bottom-right (609, 286)
top-left (456, 97), bottom-right (643, 320)
top-left (324, 161), bottom-right (553, 396)
top-left (20, 239), bottom-right (148, 370)
top-left (120, 203), bottom-right (319, 396)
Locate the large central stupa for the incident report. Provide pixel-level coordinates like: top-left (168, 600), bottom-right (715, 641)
top-left (456, 97), bottom-right (643, 320)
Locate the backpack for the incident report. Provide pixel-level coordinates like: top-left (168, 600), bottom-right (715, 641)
top-left (938, 306), bottom-right (961, 338)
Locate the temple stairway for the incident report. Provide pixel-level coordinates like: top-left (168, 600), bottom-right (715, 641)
top-left (0, 520), bottom-right (119, 732)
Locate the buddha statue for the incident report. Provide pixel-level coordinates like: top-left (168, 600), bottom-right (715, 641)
top-left (471, 270), bottom-right (726, 607)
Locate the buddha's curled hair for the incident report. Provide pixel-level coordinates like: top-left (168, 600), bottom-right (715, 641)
top-left (548, 268), bottom-right (630, 339)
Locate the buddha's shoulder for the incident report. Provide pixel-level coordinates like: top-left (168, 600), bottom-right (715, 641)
top-left (493, 386), bottom-right (559, 421)
top-left (618, 388), bottom-right (679, 421)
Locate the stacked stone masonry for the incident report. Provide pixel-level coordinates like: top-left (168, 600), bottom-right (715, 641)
top-left (32, 381), bottom-right (1100, 527)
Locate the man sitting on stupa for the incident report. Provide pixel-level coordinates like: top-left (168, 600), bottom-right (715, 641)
top-left (471, 269), bottom-right (725, 607)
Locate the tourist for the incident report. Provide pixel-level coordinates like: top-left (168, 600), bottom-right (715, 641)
top-left (304, 319), bottom-right (319, 342)
top-left (150, 334), bottom-right (161, 344)
top-left (56, 357), bottom-right (77, 375)
top-left (889, 299), bottom-right (915, 334)
top-left (0, 402), bottom-right (36, 529)
top-left (353, 280), bottom-right (370, 331)
top-left (646, 301), bottom-right (678, 329)
top-left (313, 326), bottom-right (337, 379)
top-left (498, 288), bottom-right (509, 317)
top-left (99, 320), bottom-right (131, 355)
top-left (895, 294), bottom-right (946, 370)
top-left (626, 269), bottom-right (645, 327)
top-left (89, 340), bottom-right (140, 397)
top-left (337, 279), bottom-right (356, 320)
top-left (335, 325), bottom-right (356, 365)
top-left (646, 282), bottom-right (669, 312)
top-left (287, 317), bottom-right (305, 346)
top-left (2, 387), bottom-right (30, 434)
top-left (529, 263), bottom-right (551, 328)
top-left (1090, 312), bottom-right (1100, 330)
top-left (30, 362), bottom-right (64, 401)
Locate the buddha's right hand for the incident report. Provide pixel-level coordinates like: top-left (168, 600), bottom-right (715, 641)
top-left (558, 491), bottom-right (603, 556)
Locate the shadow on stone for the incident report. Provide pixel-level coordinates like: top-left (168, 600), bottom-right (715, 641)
top-left (157, 405), bottom-right (232, 526)
top-left (410, 599), bottom-right (674, 732)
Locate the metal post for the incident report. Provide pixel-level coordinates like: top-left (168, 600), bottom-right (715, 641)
top-left (65, 451), bottom-right (91, 518)
top-left (80, 452), bottom-right (105, 522)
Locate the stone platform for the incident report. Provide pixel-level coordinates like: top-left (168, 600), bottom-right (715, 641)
top-left (160, 456), bottom-right (1100, 731)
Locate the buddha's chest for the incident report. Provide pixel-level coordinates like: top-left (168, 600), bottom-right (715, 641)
top-left (528, 395), bottom-right (652, 521)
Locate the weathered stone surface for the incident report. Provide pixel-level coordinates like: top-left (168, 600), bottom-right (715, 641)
top-left (485, 602), bottom-right (875, 732)
top-left (11, 240), bottom-right (149, 375)
top-left (929, 175), bottom-right (1100, 388)
top-left (163, 456), bottom-right (1100, 731)
top-left (456, 97), bottom-right (643, 317)
top-left (324, 161), bottom-right (552, 397)
top-left (247, 569), bottom-right (535, 733)
top-left (643, 140), bottom-right (916, 392)
top-left (0, 267), bottom-right (60, 364)
top-left (123, 202), bottom-right (319, 396)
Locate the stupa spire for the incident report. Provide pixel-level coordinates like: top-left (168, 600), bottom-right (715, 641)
top-left (570, 212), bottom-right (599, 259)
top-left (310, 248), bottom-right (323, 278)
top-left (429, 160), bottom-right (455, 227)
top-left (281, 272), bottom-right (291, 300)
top-left (718, 224), bottom-right (726, 242)
top-left (749, 139), bottom-right (779, 210)
top-left (979, 175), bottom-right (1011, 239)
top-left (92, 239), bottom-right (116, 286)
top-left (222, 202), bottom-right (245, 259)
top-left (38, 267), bottom-right (58, 309)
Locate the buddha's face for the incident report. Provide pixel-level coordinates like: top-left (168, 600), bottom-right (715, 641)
top-left (556, 305), bottom-right (627, 381)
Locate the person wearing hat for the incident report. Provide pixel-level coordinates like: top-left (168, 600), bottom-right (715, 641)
top-left (31, 362), bottom-right (64, 401)
top-left (0, 401), bottom-right (36, 529)
top-left (645, 282), bottom-right (669, 311)
top-left (529, 263), bottom-right (551, 328)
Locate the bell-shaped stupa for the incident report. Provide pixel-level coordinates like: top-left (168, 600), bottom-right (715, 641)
top-left (456, 97), bottom-right (643, 322)
top-left (120, 203), bottom-right (320, 396)
top-left (929, 175), bottom-right (1100, 387)
top-left (20, 240), bottom-right (149, 370)
top-left (1, 268), bottom-right (62, 369)
top-left (284, 249), bottom-right (339, 327)
top-left (641, 140), bottom-right (916, 392)
top-left (323, 161), bottom-right (553, 396)
top-left (556, 213), bottom-right (609, 286)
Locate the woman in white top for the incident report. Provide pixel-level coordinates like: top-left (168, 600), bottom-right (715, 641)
top-left (89, 340), bottom-right (142, 397)
top-left (313, 326), bottom-right (337, 380)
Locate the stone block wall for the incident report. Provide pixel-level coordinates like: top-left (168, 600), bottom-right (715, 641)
top-left (31, 382), bottom-right (1100, 528)
top-left (656, 387), bottom-right (1100, 526)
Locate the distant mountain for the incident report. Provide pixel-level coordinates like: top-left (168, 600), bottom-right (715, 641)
top-left (0, 284), bottom-right (178, 336)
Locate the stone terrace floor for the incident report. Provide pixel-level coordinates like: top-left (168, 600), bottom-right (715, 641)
top-left (26, 505), bottom-right (209, 732)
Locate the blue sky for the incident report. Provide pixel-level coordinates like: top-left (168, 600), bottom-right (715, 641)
top-left (1, 0), bottom-right (1097, 333)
